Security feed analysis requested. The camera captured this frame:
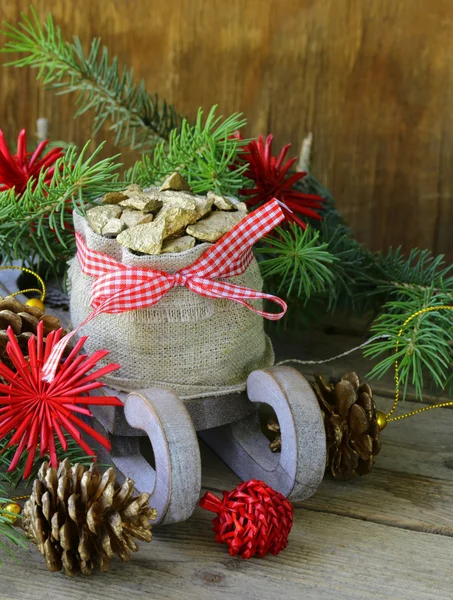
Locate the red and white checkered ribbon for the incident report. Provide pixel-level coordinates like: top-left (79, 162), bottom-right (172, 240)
top-left (42, 199), bottom-right (287, 382)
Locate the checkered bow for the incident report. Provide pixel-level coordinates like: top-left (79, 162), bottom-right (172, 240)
top-left (42, 199), bottom-right (287, 382)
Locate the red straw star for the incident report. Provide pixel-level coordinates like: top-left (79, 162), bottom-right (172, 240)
top-left (0, 321), bottom-right (123, 478)
top-left (237, 133), bottom-right (324, 229)
top-left (0, 129), bottom-right (63, 194)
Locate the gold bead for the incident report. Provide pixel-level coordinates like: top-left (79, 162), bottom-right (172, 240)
top-left (2, 502), bottom-right (22, 523)
top-left (25, 298), bottom-right (45, 312)
top-left (376, 410), bottom-right (388, 431)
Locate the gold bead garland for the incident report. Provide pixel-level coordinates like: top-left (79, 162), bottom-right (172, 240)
top-left (0, 265), bottom-right (46, 309)
top-left (384, 305), bottom-right (453, 425)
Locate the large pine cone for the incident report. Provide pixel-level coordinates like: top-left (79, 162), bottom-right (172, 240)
top-left (313, 372), bottom-right (381, 480)
top-left (22, 459), bottom-right (157, 576)
top-left (0, 296), bottom-right (62, 370)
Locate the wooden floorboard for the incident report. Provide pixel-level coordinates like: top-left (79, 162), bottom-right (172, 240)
top-left (0, 508), bottom-right (451, 600)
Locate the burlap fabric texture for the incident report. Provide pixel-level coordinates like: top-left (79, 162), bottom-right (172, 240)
top-left (68, 212), bottom-right (274, 399)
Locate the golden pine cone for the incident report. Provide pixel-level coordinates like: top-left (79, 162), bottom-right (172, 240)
top-left (313, 371), bottom-right (381, 481)
top-left (0, 295), bottom-right (62, 370)
top-left (22, 459), bottom-right (157, 577)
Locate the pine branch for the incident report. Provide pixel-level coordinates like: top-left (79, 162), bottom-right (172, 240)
top-left (257, 225), bottom-right (336, 300)
top-left (2, 8), bottom-right (181, 150)
top-left (0, 142), bottom-right (122, 273)
top-left (126, 107), bottom-right (249, 195)
top-left (0, 432), bottom-right (96, 491)
top-left (0, 492), bottom-right (28, 563)
top-left (362, 247), bottom-right (453, 298)
top-left (364, 288), bottom-right (453, 400)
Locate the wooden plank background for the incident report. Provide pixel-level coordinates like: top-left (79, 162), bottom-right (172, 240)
top-left (1, 0), bottom-right (453, 258)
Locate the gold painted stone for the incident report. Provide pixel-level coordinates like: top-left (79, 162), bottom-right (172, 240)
top-left (120, 209), bottom-right (145, 229)
top-left (155, 191), bottom-right (214, 237)
top-left (116, 219), bottom-right (165, 254)
top-left (120, 185), bottom-right (164, 212)
top-left (159, 171), bottom-right (192, 192)
top-left (161, 235), bottom-right (196, 254)
top-left (119, 196), bottom-right (163, 212)
top-left (101, 218), bottom-right (126, 238)
top-left (159, 190), bottom-right (197, 210)
top-left (194, 194), bottom-right (214, 219)
top-left (120, 209), bottom-right (155, 229)
top-left (86, 205), bottom-right (122, 234)
top-left (154, 205), bottom-right (198, 238)
top-left (186, 210), bottom-right (244, 242)
top-left (124, 184), bottom-right (142, 195)
top-left (207, 190), bottom-right (235, 211)
top-left (102, 191), bottom-right (127, 205)
top-left (233, 200), bottom-right (248, 214)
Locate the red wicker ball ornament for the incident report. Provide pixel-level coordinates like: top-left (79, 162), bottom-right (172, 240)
top-left (199, 479), bottom-right (294, 559)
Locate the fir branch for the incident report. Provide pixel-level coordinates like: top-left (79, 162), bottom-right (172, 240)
top-left (362, 247), bottom-right (453, 299)
top-left (0, 142), bottom-right (121, 273)
top-left (0, 432), bottom-right (96, 491)
top-left (0, 493), bottom-right (28, 563)
top-left (2, 8), bottom-right (181, 150)
top-left (364, 288), bottom-right (453, 400)
top-left (257, 225), bottom-right (336, 300)
top-left (126, 107), bottom-right (248, 195)
top-left (317, 221), bottom-right (374, 312)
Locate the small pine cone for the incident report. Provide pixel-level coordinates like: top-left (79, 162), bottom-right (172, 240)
top-left (0, 296), bottom-right (62, 369)
top-left (266, 419), bottom-right (282, 453)
top-left (22, 459), bottom-right (157, 577)
top-left (312, 372), bottom-right (381, 481)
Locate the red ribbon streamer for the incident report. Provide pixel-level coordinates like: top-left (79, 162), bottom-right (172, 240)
top-left (42, 199), bottom-right (287, 382)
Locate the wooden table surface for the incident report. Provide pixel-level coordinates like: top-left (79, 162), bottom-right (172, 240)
top-left (0, 276), bottom-right (451, 600)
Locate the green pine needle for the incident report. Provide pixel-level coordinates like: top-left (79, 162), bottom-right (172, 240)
top-left (125, 106), bottom-right (248, 196)
top-left (0, 142), bottom-right (122, 272)
top-left (0, 432), bottom-right (96, 492)
top-left (257, 225), bottom-right (336, 300)
top-left (1, 7), bottom-right (181, 149)
top-left (0, 494), bottom-right (28, 563)
top-left (364, 288), bottom-right (453, 400)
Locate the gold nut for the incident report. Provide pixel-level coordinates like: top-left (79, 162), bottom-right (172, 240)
top-left (2, 502), bottom-right (22, 523)
top-left (25, 298), bottom-right (45, 312)
top-left (376, 410), bottom-right (388, 431)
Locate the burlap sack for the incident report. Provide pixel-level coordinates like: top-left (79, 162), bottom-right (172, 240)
top-left (68, 212), bottom-right (274, 398)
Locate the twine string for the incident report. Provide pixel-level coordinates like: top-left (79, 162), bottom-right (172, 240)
top-left (278, 306), bottom-right (453, 424)
top-left (276, 334), bottom-right (390, 366)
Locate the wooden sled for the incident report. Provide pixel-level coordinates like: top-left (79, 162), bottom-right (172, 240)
top-left (92, 366), bottom-right (326, 525)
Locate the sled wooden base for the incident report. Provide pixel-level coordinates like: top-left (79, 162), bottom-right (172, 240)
top-left (92, 366), bottom-right (326, 525)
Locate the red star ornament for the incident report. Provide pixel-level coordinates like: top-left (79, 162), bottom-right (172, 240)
top-left (0, 321), bottom-right (123, 478)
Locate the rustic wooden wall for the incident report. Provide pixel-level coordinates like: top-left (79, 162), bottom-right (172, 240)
top-left (1, 0), bottom-right (453, 258)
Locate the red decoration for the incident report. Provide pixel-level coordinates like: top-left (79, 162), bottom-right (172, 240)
top-left (237, 133), bottom-right (324, 229)
top-left (0, 321), bottom-right (123, 479)
top-left (0, 129), bottom-right (63, 194)
top-left (199, 479), bottom-right (294, 559)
